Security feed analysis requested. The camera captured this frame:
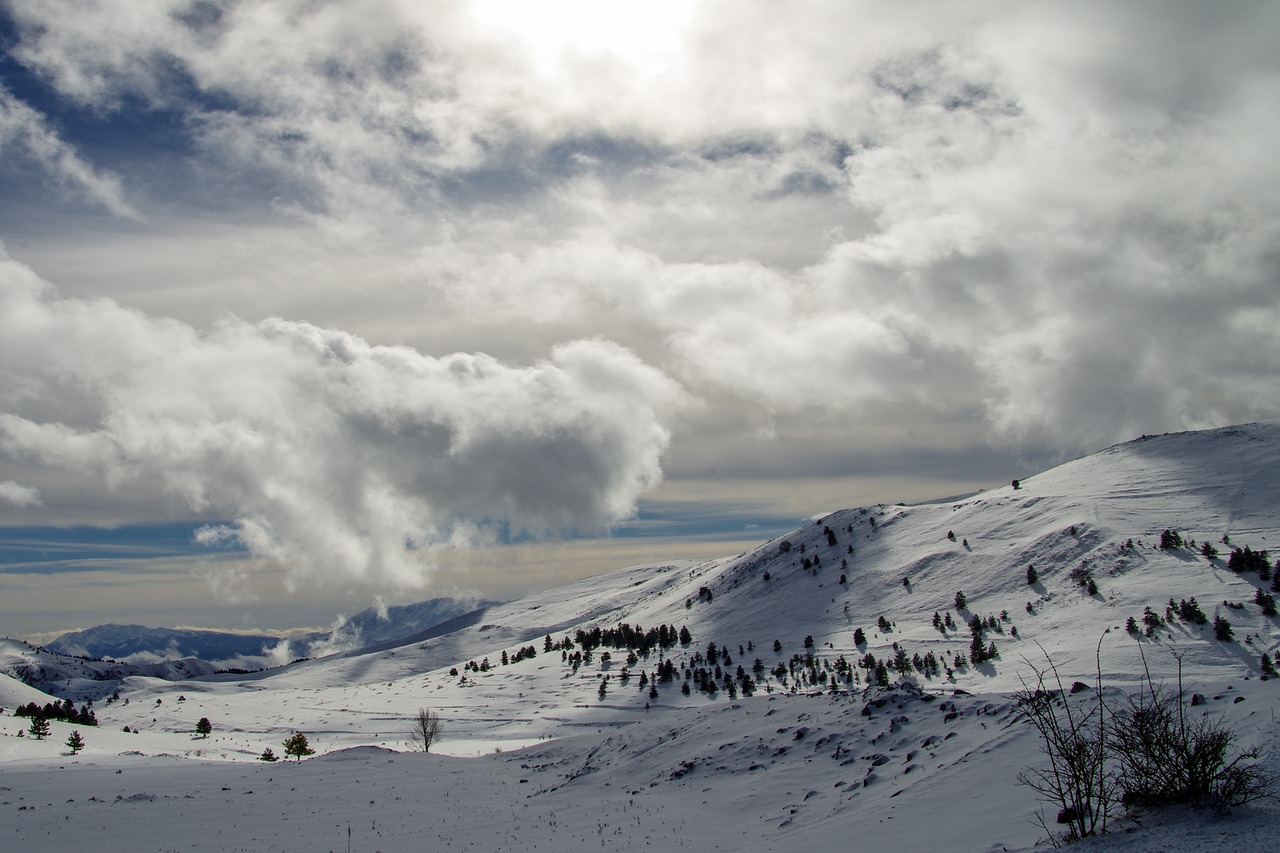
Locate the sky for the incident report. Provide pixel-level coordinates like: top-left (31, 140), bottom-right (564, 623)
top-left (1, 0), bottom-right (1278, 641)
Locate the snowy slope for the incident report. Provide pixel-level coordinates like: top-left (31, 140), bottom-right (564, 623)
top-left (2, 421), bottom-right (1279, 852)
top-left (0, 638), bottom-right (219, 697)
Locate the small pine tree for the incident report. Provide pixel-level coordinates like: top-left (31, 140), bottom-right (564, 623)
top-left (1026, 565), bottom-right (1038, 585)
top-left (283, 732), bottom-right (315, 761)
top-left (853, 627), bottom-right (866, 646)
top-left (65, 730), bottom-right (84, 754)
top-left (28, 716), bottom-right (50, 740)
top-left (954, 590), bottom-right (967, 611)
top-left (1125, 616), bottom-right (1139, 634)
top-left (1214, 615), bottom-right (1234, 642)
top-left (873, 660), bottom-right (889, 686)
top-left (259, 747), bottom-right (279, 762)
top-left (195, 717), bottom-right (212, 738)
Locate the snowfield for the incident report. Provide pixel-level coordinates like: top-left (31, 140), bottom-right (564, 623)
top-left (3, 422), bottom-right (1280, 851)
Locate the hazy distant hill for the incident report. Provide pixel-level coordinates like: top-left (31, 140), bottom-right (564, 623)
top-left (47, 624), bottom-right (282, 663)
top-left (43, 596), bottom-right (498, 668)
top-left (322, 597), bottom-right (499, 651)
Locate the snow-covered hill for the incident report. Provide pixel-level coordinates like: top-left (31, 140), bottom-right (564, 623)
top-left (45, 624), bottom-right (284, 666)
top-left (2, 422), bottom-right (1279, 852)
top-left (42, 596), bottom-right (497, 668)
top-left (0, 638), bottom-right (220, 697)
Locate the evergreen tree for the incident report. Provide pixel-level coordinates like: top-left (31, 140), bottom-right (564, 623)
top-left (28, 716), bottom-right (50, 740)
top-left (853, 627), bottom-right (866, 646)
top-left (954, 590), bottom-right (967, 611)
top-left (283, 732), bottom-right (315, 761)
top-left (259, 747), bottom-right (279, 762)
top-left (873, 659), bottom-right (889, 686)
top-left (1026, 565), bottom-right (1038, 585)
top-left (1214, 615), bottom-right (1235, 642)
top-left (65, 730), bottom-right (84, 755)
top-left (195, 717), bottom-right (212, 738)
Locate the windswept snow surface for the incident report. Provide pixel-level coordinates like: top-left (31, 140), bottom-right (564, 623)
top-left (3, 422), bottom-right (1280, 851)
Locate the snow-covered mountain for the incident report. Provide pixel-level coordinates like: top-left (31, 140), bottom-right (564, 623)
top-left (45, 625), bottom-right (283, 665)
top-left (0, 637), bottom-right (220, 697)
top-left (311, 595), bottom-right (499, 654)
top-left (2, 422), bottom-right (1278, 852)
top-left (42, 596), bottom-right (498, 669)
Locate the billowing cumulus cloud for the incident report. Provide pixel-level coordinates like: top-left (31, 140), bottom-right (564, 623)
top-left (1, 0), bottom-right (1279, 613)
top-left (0, 254), bottom-right (685, 588)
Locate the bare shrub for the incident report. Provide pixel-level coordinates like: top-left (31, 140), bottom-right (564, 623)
top-left (1015, 641), bottom-right (1115, 845)
top-left (1110, 651), bottom-right (1273, 813)
top-left (1019, 641), bottom-right (1275, 846)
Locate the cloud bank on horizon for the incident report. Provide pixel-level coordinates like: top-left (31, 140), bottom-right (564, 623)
top-left (2, 0), bottom-right (1279, 591)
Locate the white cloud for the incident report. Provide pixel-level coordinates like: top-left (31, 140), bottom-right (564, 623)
top-left (1, 0), bottom-right (1278, 523)
top-left (0, 253), bottom-right (686, 590)
top-left (0, 479), bottom-right (42, 507)
top-left (0, 86), bottom-right (139, 218)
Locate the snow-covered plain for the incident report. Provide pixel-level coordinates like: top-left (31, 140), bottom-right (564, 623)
top-left (3, 422), bottom-right (1280, 851)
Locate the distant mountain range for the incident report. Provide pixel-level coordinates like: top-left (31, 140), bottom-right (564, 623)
top-left (43, 596), bottom-right (497, 670)
top-left (46, 625), bottom-right (282, 664)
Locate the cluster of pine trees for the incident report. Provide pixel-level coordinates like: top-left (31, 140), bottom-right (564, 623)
top-left (13, 699), bottom-right (98, 726)
top-left (571, 622), bottom-right (690, 654)
top-left (1227, 545), bottom-right (1277, 583)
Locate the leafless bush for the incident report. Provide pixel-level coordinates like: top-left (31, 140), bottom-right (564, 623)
top-left (1019, 642), bottom-right (1275, 846)
top-left (1016, 641), bottom-right (1116, 845)
top-left (1110, 652), bottom-right (1273, 813)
